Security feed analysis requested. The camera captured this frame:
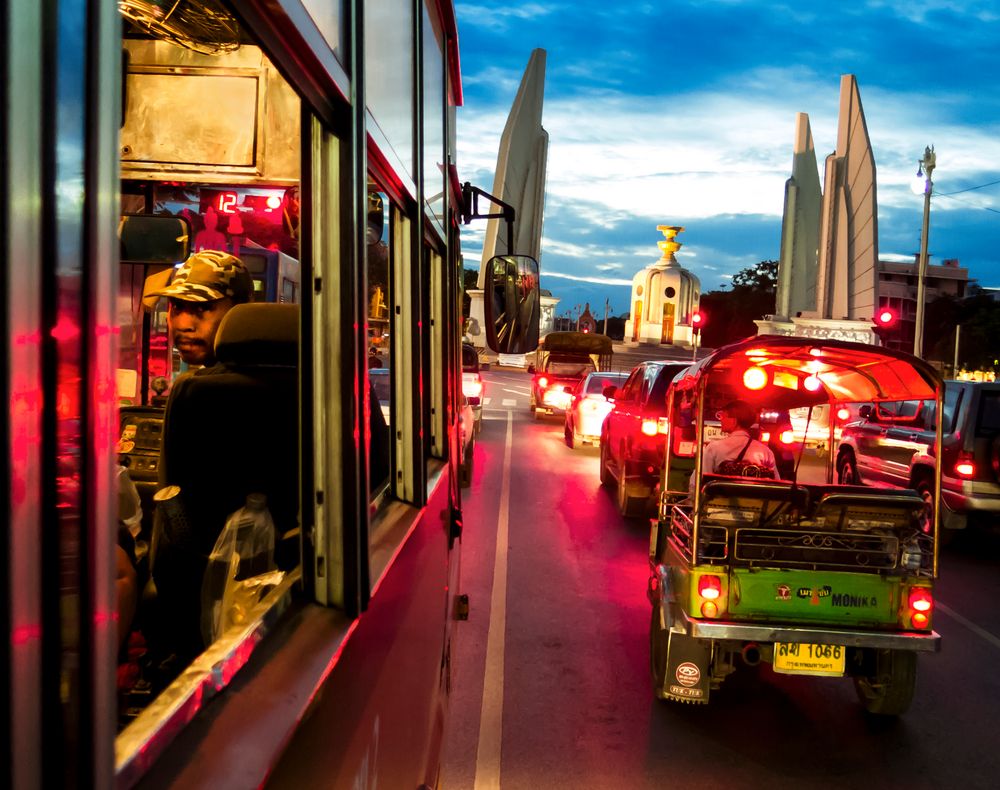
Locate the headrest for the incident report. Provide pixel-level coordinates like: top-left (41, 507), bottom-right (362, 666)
top-left (215, 303), bottom-right (299, 367)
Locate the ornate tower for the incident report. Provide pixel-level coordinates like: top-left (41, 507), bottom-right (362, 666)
top-left (624, 226), bottom-right (701, 346)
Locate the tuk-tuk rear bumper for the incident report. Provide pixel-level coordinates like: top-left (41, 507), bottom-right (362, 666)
top-left (677, 609), bottom-right (941, 652)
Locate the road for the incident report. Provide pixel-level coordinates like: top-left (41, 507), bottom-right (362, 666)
top-left (440, 367), bottom-right (1000, 790)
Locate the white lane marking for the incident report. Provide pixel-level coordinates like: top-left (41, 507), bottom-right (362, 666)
top-left (937, 601), bottom-right (1000, 651)
top-left (474, 411), bottom-right (513, 790)
top-left (501, 399), bottom-right (517, 407)
top-left (483, 397), bottom-right (492, 406)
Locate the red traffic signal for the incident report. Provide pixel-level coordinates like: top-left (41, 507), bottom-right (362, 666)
top-left (872, 307), bottom-right (897, 343)
top-left (691, 311), bottom-right (705, 333)
top-left (874, 307), bottom-right (897, 327)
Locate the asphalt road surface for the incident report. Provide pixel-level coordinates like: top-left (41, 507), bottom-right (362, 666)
top-left (440, 367), bottom-right (1000, 790)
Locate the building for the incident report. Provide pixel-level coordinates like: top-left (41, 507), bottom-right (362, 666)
top-left (877, 256), bottom-right (970, 352)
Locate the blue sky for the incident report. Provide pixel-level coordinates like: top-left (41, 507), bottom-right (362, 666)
top-left (454, 1), bottom-right (1000, 318)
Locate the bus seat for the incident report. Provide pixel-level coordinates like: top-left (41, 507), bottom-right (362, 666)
top-left (150, 302), bottom-right (299, 659)
top-left (698, 476), bottom-right (809, 527)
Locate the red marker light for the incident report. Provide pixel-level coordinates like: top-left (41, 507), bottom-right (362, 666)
top-left (743, 366), bottom-right (768, 390)
top-left (837, 407), bottom-right (851, 421)
top-left (265, 195), bottom-right (283, 210)
top-left (537, 376), bottom-right (548, 389)
top-left (641, 418), bottom-right (658, 437)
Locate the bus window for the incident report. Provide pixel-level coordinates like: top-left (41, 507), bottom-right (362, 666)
top-left (367, 186), bottom-right (392, 500)
top-left (115, 18), bottom-right (304, 744)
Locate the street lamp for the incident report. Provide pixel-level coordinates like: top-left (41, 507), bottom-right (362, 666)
top-left (911, 145), bottom-right (936, 358)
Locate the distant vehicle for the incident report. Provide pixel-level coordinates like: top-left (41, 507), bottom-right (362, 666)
top-left (529, 331), bottom-right (613, 418)
top-left (836, 379), bottom-right (1000, 538)
top-left (458, 394), bottom-right (476, 488)
top-left (564, 371), bottom-right (630, 449)
top-left (462, 343), bottom-right (485, 435)
top-left (599, 361), bottom-right (689, 516)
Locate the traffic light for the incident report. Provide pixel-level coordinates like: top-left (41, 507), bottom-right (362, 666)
top-left (872, 307), bottom-right (897, 344)
top-left (691, 311), bottom-right (705, 334)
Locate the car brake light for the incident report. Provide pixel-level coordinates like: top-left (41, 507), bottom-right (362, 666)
top-left (537, 376), bottom-right (548, 389)
top-left (836, 407), bottom-right (851, 421)
top-left (760, 431), bottom-right (771, 442)
top-left (658, 417), bottom-right (669, 435)
top-left (462, 377), bottom-right (483, 399)
top-left (641, 418), bottom-right (658, 437)
top-left (698, 575), bottom-right (721, 600)
top-left (779, 429), bottom-right (795, 444)
top-left (954, 451), bottom-right (976, 478)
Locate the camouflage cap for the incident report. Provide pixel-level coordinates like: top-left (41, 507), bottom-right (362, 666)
top-left (150, 250), bottom-right (253, 303)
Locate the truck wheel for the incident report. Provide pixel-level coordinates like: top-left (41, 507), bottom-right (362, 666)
top-left (853, 649), bottom-right (917, 716)
top-left (837, 450), bottom-right (860, 485)
top-left (650, 601), bottom-right (670, 699)
top-left (599, 440), bottom-right (613, 487)
top-left (617, 467), bottom-right (645, 518)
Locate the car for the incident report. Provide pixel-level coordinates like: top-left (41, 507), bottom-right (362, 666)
top-left (563, 371), bottom-right (630, 449)
top-left (835, 379), bottom-right (1000, 538)
top-left (461, 343), bottom-right (484, 435)
top-left (599, 360), bottom-right (690, 517)
top-left (458, 394), bottom-right (476, 488)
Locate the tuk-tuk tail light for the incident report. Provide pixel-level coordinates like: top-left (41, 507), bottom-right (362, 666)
top-left (907, 587), bottom-right (933, 630)
top-left (698, 574), bottom-right (721, 600)
top-left (641, 418), bottom-right (658, 437)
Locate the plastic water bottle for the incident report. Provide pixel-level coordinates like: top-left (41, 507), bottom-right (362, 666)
top-left (201, 493), bottom-right (277, 645)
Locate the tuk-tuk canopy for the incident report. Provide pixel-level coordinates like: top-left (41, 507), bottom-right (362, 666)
top-left (540, 331), bottom-right (613, 356)
top-left (672, 335), bottom-right (940, 406)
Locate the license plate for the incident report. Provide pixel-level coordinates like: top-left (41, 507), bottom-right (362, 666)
top-left (704, 425), bottom-right (725, 442)
top-left (773, 642), bottom-right (846, 676)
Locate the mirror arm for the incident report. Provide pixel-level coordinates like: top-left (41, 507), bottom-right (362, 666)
top-left (461, 182), bottom-right (516, 253)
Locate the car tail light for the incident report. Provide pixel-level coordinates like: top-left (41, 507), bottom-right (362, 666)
top-left (537, 376), bottom-right (548, 389)
top-left (836, 407), bottom-right (851, 421)
top-left (778, 429), bottom-right (795, 445)
top-left (760, 430), bottom-right (771, 442)
top-left (907, 586), bottom-right (933, 629)
top-left (658, 417), bottom-right (669, 434)
top-left (954, 451), bottom-right (976, 478)
top-left (462, 376), bottom-right (483, 399)
top-left (641, 418), bottom-right (658, 437)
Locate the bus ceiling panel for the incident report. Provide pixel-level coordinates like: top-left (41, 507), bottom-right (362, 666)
top-left (120, 40), bottom-right (301, 186)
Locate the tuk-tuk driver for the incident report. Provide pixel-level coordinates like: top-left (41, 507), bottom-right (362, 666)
top-left (692, 399), bottom-right (779, 494)
top-left (150, 250), bottom-right (254, 368)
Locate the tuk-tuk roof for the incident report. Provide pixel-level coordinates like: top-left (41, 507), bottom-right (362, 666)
top-left (673, 334), bottom-right (940, 403)
top-left (540, 331), bottom-right (613, 355)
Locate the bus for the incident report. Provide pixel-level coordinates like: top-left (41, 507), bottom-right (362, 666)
top-left (2, 2), bottom-right (480, 786)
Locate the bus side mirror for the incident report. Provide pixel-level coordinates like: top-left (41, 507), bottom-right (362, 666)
top-left (119, 214), bottom-right (190, 264)
top-left (483, 254), bottom-right (540, 355)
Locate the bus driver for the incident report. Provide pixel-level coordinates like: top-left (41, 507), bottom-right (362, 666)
top-left (150, 249), bottom-right (255, 368)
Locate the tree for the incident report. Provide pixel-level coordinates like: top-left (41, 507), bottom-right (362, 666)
top-left (462, 267), bottom-right (479, 316)
top-left (699, 260), bottom-right (778, 348)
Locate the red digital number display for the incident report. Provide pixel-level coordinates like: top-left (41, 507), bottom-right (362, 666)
top-left (217, 192), bottom-right (238, 214)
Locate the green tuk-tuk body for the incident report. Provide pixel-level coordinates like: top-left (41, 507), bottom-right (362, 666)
top-left (649, 336), bottom-right (941, 715)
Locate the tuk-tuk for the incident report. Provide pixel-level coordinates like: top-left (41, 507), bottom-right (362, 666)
top-left (649, 335), bottom-right (942, 715)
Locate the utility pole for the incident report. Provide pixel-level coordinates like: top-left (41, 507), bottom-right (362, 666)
top-left (912, 145), bottom-right (936, 358)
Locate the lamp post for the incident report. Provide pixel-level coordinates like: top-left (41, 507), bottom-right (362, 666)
top-left (911, 145), bottom-right (936, 358)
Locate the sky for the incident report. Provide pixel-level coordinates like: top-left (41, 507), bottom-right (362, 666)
top-left (453, 0), bottom-right (1000, 319)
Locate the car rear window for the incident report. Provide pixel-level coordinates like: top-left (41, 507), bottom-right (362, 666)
top-left (648, 364), bottom-right (686, 404)
top-left (462, 345), bottom-right (479, 371)
top-left (585, 373), bottom-right (627, 395)
top-left (976, 390), bottom-right (1000, 437)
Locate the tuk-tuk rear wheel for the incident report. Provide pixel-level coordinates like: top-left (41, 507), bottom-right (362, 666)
top-left (853, 648), bottom-right (917, 716)
top-left (650, 602), bottom-right (670, 699)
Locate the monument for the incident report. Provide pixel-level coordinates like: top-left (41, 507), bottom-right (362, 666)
top-left (467, 49), bottom-right (550, 347)
top-left (623, 226), bottom-right (701, 347)
top-left (759, 75), bottom-right (881, 343)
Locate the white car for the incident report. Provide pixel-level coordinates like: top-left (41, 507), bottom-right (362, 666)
top-left (564, 371), bottom-right (629, 448)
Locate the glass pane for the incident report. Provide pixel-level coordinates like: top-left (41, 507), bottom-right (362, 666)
top-left (367, 185), bottom-right (392, 498)
top-left (422, 5), bottom-right (444, 221)
top-left (365, 0), bottom-right (414, 179)
top-left (301, 0), bottom-right (345, 64)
